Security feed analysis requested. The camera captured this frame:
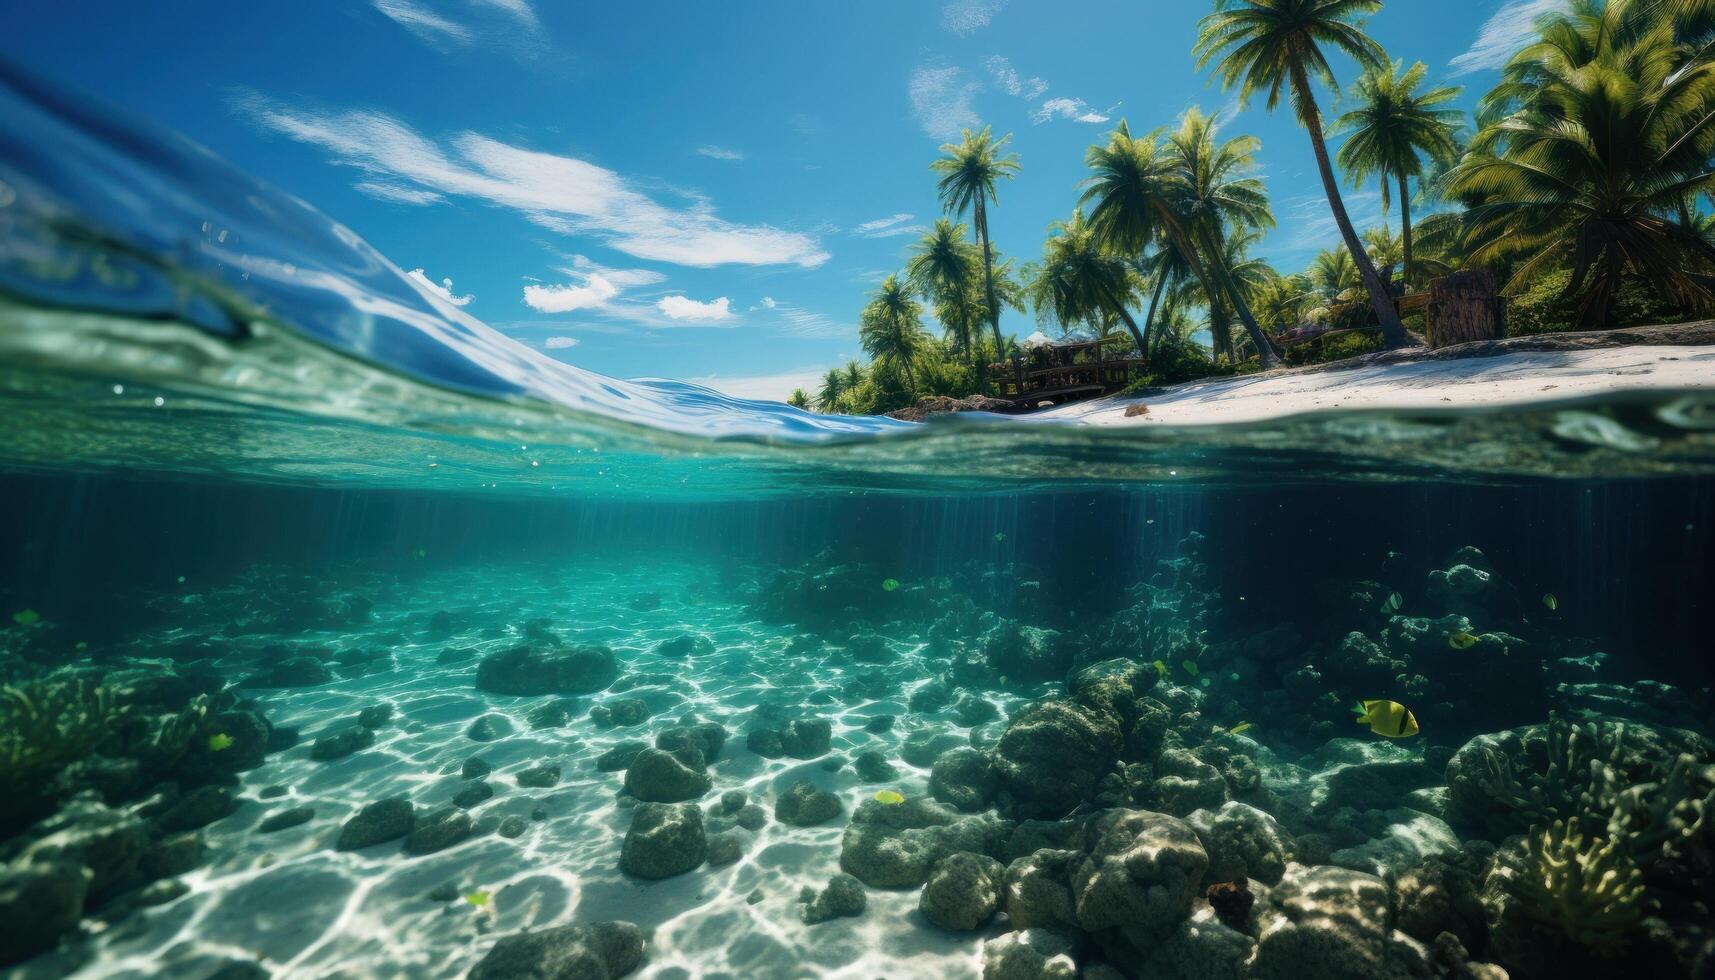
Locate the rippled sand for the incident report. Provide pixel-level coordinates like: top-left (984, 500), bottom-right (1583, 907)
top-left (57, 561), bottom-right (1019, 979)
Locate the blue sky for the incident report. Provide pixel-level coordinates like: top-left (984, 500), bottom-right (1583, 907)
top-left (5, 1), bottom-right (1550, 401)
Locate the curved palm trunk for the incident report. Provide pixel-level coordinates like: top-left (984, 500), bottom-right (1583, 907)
top-left (973, 197), bottom-right (1004, 358)
top-left (1202, 233), bottom-right (1280, 367)
top-left (1398, 172), bottom-right (1414, 290)
top-left (1141, 269), bottom-right (1170, 362)
top-left (1292, 67), bottom-right (1412, 350)
top-left (1209, 301), bottom-right (1233, 362)
top-left (1097, 282), bottom-right (1148, 353)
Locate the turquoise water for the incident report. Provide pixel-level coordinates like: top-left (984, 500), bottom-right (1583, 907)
top-left (3, 61), bottom-right (1715, 980)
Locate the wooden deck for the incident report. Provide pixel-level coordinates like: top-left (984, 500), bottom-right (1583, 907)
top-left (990, 338), bottom-right (1148, 410)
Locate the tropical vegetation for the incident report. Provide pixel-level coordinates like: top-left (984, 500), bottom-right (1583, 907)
top-left (803, 0), bottom-right (1715, 416)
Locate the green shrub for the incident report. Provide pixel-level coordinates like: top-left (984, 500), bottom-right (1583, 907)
top-left (1508, 269), bottom-right (1688, 335)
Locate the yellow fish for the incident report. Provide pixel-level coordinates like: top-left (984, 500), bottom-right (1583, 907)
top-left (1227, 722), bottom-right (1253, 736)
top-left (1542, 593), bottom-right (1558, 611)
top-left (464, 891), bottom-right (490, 908)
top-left (1353, 700), bottom-right (1419, 738)
top-left (1151, 660), bottom-right (1169, 677)
top-left (11, 609), bottom-right (39, 626)
top-left (1181, 660), bottom-right (1200, 676)
top-left (874, 790), bottom-right (905, 805)
top-left (208, 733), bottom-right (234, 752)
top-left (1448, 631), bottom-right (1479, 650)
top-left (881, 578), bottom-right (899, 592)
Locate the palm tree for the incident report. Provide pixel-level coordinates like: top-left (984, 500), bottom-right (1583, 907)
top-left (815, 368), bottom-right (844, 412)
top-left (1195, 0), bottom-right (1413, 349)
top-left (1166, 107), bottom-right (1282, 364)
top-left (842, 361), bottom-right (865, 392)
top-left (1334, 60), bottom-right (1464, 288)
top-left (787, 388), bottom-right (810, 410)
top-left (859, 275), bottom-right (932, 393)
top-left (931, 127), bottom-right (1021, 356)
top-left (1081, 122), bottom-right (1277, 366)
top-left (1449, 1), bottom-right (1715, 326)
top-left (1253, 272), bottom-right (1315, 333)
top-left (906, 219), bottom-right (985, 356)
top-left (1363, 225), bottom-right (1404, 283)
top-left (1025, 211), bottom-right (1149, 351)
top-left (1137, 242), bottom-right (1196, 358)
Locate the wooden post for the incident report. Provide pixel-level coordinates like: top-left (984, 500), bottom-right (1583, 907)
top-left (1427, 269), bottom-right (1506, 348)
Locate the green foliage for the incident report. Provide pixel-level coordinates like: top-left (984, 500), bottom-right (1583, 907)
top-left (0, 671), bottom-right (121, 803)
top-left (1508, 269), bottom-right (1689, 335)
top-left (786, 389), bottom-right (810, 410)
top-left (1283, 330), bottom-right (1385, 366)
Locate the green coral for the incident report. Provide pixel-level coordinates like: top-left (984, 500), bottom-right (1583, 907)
top-left (0, 671), bottom-right (123, 802)
top-left (1507, 817), bottom-right (1651, 955)
top-left (1471, 713), bottom-right (1630, 834)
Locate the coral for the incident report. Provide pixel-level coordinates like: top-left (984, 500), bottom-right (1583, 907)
top-left (0, 672), bottom-right (122, 819)
top-left (1502, 817), bottom-right (1651, 956)
top-left (1205, 877), bottom-right (1254, 929)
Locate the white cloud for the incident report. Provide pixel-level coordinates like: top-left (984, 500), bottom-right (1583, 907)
top-left (853, 213), bottom-right (924, 239)
top-left (943, 0), bottom-right (1006, 36)
top-left (353, 180), bottom-right (445, 205)
top-left (1033, 97), bottom-right (1109, 125)
top-left (771, 303), bottom-right (853, 339)
top-left (471, 0), bottom-right (537, 26)
top-left (986, 57), bottom-right (1047, 100)
top-left (372, 0), bottom-right (470, 42)
top-left (1278, 190), bottom-right (1387, 252)
top-left (406, 268), bottom-right (473, 306)
top-left (696, 145), bottom-right (744, 161)
top-left (657, 295), bottom-right (734, 322)
top-left (909, 66), bottom-right (982, 140)
top-left (689, 367), bottom-right (829, 403)
top-left (237, 94), bottom-right (830, 269)
top-left (523, 274), bottom-right (618, 313)
top-left (760, 296), bottom-right (777, 308)
top-left (1451, 0), bottom-right (1565, 75)
top-left (543, 336), bottom-right (580, 349)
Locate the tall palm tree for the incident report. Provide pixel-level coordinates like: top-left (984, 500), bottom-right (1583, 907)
top-left (1137, 242), bottom-right (1196, 358)
top-left (1450, 0), bottom-right (1715, 326)
top-left (1081, 122), bottom-right (1273, 366)
top-left (931, 127), bottom-right (1020, 357)
top-left (859, 275), bottom-right (932, 393)
top-left (1024, 211), bottom-right (1149, 350)
top-left (1166, 107), bottom-right (1281, 364)
top-left (815, 368), bottom-right (845, 412)
top-left (1334, 60), bottom-right (1464, 288)
top-left (1195, 0), bottom-right (1413, 349)
top-left (905, 219), bottom-right (984, 355)
top-left (842, 361), bottom-right (865, 392)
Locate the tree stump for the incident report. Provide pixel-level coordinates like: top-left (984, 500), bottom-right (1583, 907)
top-left (1427, 269), bottom-right (1506, 348)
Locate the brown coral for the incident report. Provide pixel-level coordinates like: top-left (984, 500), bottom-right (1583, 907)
top-left (1206, 876), bottom-right (1255, 929)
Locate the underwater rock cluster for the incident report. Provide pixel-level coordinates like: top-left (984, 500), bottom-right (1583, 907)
top-left (1, 539), bottom-right (1712, 979)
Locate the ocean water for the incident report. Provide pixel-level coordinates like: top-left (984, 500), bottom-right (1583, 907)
top-left (4, 62), bottom-right (1715, 980)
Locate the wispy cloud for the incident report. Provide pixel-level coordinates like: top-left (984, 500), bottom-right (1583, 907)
top-left (688, 367), bottom-right (828, 403)
top-left (853, 213), bottom-right (924, 239)
top-left (543, 336), bottom-right (580, 349)
top-left (406, 268), bottom-right (473, 306)
top-left (1033, 97), bottom-right (1109, 125)
top-left (236, 93), bottom-right (829, 268)
top-left (353, 180), bottom-right (445, 205)
top-left (371, 0), bottom-right (539, 50)
top-left (1278, 190), bottom-right (1386, 251)
top-left (770, 303), bottom-right (853, 339)
top-left (943, 0), bottom-right (1006, 36)
top-left (986, 56), bottom-right (1047, 100)
top-left (1451, 0), bottom-right (1565, 75)
top-left (696, 145), bottom-right (744, 161)
top-left (909, 66), bottom-right (982, 140)
top-left (658, 295), bottom-right (734, 323)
